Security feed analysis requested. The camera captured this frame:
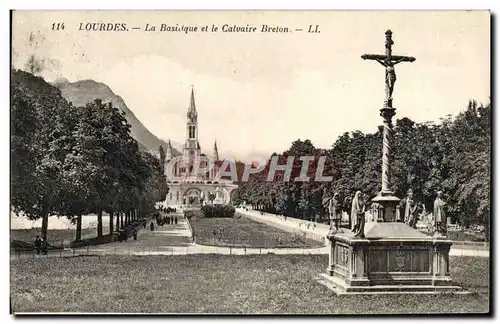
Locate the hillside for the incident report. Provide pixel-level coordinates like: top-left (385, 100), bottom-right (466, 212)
top-left (53, 78), bottom-right (180, 156)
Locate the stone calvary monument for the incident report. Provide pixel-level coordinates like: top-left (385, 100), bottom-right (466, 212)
top-left (318, 30), bottom-right (464, 295)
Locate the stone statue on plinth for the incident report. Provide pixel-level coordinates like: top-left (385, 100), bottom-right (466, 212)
top-left (433, 191), bottom-right (447, 237)
top-left (351, 191), bottom-right (366, 238)
top-left (328, 192), bottom-right (343, 234)
top-left (400, 189), bottom-right (418, 228)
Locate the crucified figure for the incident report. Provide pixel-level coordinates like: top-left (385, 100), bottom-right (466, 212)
top-left (361, 30), bottom-right (416, 108)
top-left (374, 57), bottom-right (408, 106)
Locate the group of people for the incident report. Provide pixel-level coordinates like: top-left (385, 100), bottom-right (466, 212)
top-left (150, 215), bottom-right (179, 232)
top-left (160, 207), bottom-right (177, 214)
top-left (323, 189), bottom-right (448, 238)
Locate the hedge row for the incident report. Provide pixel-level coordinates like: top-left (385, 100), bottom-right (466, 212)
top-left (201, 205), bottom-right (236, 218)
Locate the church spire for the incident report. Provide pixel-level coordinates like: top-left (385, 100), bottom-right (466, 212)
top-left (213, 140), bottom-right (219, 161)
top-left (187, 85), bottom-right (197, 121)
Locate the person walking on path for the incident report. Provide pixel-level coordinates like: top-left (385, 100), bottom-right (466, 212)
top-left (34, 236), bottom-right (42, 255)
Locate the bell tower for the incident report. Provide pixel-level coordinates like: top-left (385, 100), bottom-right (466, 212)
top-left (183, 86), bottom-right (201, 175)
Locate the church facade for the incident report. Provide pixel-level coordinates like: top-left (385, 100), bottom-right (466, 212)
top-left (163, 88), bottom-right (238, 208)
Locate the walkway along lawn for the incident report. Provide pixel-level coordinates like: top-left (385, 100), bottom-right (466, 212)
top-left (11, 255), bottom-right (489, 314)
top-left (189, 217), bottom-right (324, 248)
top-left (11, 228), bottom-right (96, 246)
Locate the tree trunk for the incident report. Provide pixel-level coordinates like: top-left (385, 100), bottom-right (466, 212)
top-left (121, 212), bottom-right (124, 228)
top-left (76, 215), bottom-right (82, 241)
top-left (41, 205), bottom-right (49, 243)
top-left (484, 211), bottom-right (490, 242)
top-left (109, 211), bottom-right (114, 234)
top-left (116, 211), bottom-right (120, 230)
top-left (97, 208), bottom-right (103, 237)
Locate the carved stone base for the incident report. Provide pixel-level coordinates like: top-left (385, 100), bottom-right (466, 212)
top-left (372, 191), bottom-right (400, 222)
top-left (321, 223), bottom-right (466, 295)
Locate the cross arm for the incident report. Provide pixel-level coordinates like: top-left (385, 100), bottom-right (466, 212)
top-left (391, 55), bottom-right (416, 62)
top-left (361, 54), bottom-right (387, 60)
top-left (361, 53), bottom-right (415, 62)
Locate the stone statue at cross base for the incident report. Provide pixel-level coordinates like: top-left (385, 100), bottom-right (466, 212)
top-left (351, 191), bottom-right (366, 238)
top-left (399, 188), bottom-right (418, 228)
top-left (433, 191), bottom-right (447, 237)
top-left (328, 192), bottom-right (343, 234)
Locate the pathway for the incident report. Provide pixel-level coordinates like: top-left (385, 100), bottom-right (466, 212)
top-left (10, 211), bottom-right (489, 259)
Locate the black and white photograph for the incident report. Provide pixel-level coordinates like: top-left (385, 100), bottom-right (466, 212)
top-left (8, 9), bottom-right (491, 315)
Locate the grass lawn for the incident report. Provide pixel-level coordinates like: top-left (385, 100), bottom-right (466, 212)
top-left (11, 228), bottom-right (97, 246)
top-left (10, 255), bottom-right (489, 314)
top-left (190, 216), bottom-right (323, 248)
top-left (445, 231), bottom-right (486, 242)
top-left (419, 231), bottom-right (486, 243)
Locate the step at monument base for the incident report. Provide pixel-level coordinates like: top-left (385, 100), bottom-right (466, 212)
top-left (316, 273), bottom-right (467, 295)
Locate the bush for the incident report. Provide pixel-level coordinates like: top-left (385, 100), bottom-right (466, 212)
top-left (184, 210), bottom-right (202, 219)
top-left (201, 205), bottom-right (236, 218)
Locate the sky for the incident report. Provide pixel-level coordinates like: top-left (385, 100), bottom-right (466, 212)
top-left (11, 10), bottom-right (490, 161)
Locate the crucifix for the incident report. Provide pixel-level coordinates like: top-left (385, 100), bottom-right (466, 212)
top-left (363, 30), bottom-right (416, 223)
top-left (361, 29), bottom-right (415, 108)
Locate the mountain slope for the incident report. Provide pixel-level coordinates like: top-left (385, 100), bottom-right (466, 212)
top-left (54, 78), bottom-right (180, 156)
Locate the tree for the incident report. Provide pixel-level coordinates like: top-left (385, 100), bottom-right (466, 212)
top-left (445, 101), bottom-right (490, 238)
top-left (159, 145), bottom-right (166, 175)
top-left (139, 151), bottom-right (167, 215)
top-left (11, 70), bottom-right (76, 243)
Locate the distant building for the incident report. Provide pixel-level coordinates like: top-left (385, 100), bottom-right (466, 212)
top-left (163, 87), bottom-right (238, 208)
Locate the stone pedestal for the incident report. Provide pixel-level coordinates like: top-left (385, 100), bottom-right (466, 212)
top-left (320, 222), bottom-right (465, 294)
top-left (372, 191), bottom-right (400, 222)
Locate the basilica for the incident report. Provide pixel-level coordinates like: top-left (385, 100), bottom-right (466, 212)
top-left (162, 88), bottom-right (238, 208)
